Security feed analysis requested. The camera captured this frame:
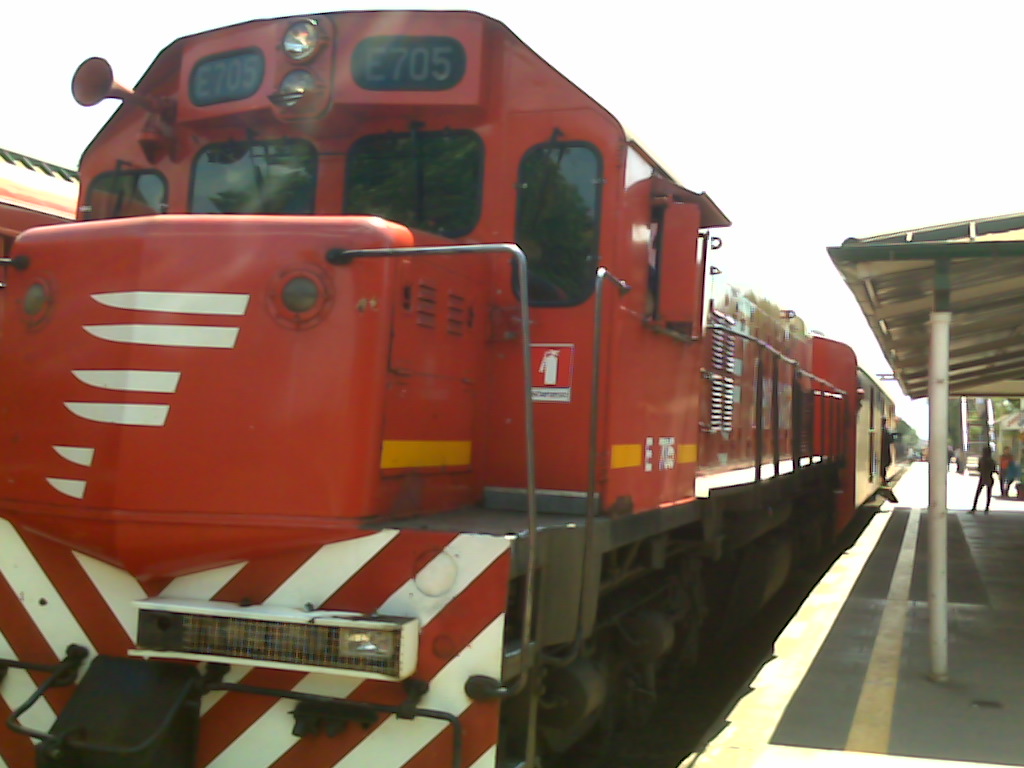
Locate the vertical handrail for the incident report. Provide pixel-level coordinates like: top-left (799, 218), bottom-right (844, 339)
top-left (772, 354), bottom-right (781, 476)
top-left (542, 267), bottom-right (630, 670)
top-left (754, 349), bottom-right (764, 482)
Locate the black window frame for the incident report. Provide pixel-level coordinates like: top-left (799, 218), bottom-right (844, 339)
top-left (188, 138), bottom-right (318, 216)
top-left (83, 169), bottom-right (169, 221)
top-left (514, 140), bottom-right (602, 308)
top-left (343, 128), bottom-right (484, 239)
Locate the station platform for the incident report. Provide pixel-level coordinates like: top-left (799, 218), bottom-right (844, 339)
top-left (684, 461), bottom-right (1024, 768)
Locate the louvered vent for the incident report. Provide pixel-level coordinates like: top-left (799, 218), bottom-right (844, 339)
top-left (707, 312), bottom-right (736, 433)
top-left (413, 282), bottom-right (437, 329)
top-left (708, 374), bottom-right (735, 433)
top-left (447, 292), bottom-right (467, 336)
top-left (710, 311), bottom-right (736, 372)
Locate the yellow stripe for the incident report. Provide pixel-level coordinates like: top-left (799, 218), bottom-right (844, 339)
top-left (380, 440), bottom-right (472, 470)
top-left (844, 510), bottom-right (919, 752)
top-left (679, 443), bottom-right (697, 463)
top-left (610, 444), bottom-right (642, 469)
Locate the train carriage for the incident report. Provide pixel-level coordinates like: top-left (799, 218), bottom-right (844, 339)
top-left (0, 11), bottom-right (892, 768)
top-left (0, 149), bottom-right (78, 256)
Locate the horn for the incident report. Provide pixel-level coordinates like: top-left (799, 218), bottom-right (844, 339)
top-left (72, 57), bottom-right (134, 107)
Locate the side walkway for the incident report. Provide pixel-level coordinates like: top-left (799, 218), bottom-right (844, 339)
top-left (684, 462), bottom-right (1024, 768)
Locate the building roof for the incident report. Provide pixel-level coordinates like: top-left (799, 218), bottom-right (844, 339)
top-left (829, 212), bottom-right (1024, 400)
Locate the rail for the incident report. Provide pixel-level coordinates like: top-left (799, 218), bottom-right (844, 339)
top-left (324, 243), bottom-right (539, 696)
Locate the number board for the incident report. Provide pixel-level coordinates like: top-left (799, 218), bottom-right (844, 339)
top-left (190, 49), bottom-right (265, 107)
top-left (352, 36), bottom-right (466, 91)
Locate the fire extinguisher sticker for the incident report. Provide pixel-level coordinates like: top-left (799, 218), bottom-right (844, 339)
top-left (530, 344), bottom-right (575, 402)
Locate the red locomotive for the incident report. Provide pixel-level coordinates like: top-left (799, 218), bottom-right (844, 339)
top-left (0, 11), bottom-right (894, 768)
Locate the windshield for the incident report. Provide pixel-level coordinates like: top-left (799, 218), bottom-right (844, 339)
top-left (191, 139), bottom-right (317, 214)
top-left (345, 129), bottom-right (482, 238)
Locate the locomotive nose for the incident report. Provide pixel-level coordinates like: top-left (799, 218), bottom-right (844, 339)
top-left (0, 215), bottom-right (410, 578)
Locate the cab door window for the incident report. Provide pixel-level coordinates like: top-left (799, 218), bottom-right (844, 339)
top-left (515, 142), bottom-right (601, 306)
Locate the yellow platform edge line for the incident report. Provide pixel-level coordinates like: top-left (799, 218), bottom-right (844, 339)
top-left (380, 440), bottom-right (472, 469)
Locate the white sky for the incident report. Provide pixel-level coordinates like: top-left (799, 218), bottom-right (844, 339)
top-left (7, 0), bottom-right (1024, 438)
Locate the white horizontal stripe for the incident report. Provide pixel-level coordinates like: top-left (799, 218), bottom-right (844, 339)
top-left (92, 291), bottom-right (250, 316)
top-left (72, 369), bottom-right (181, 393)
top-left (46, 478), bottom-right (87, 499)
top-left (73, 551), bottom-right (145, 641)
top-left (65, 402), bottom-right (169, 427)
top-left (378, 534), bottom-right (510, 625)
top-left (0, 518), bottom-right (95, 662)
top-left (0, 627), bottom-right (57, 735)
top-left (84, 324), bottom-right (240, 349)
top-left (333, 615), bottom-right (505, 768)
top-left (53, 446), bottom-right (95, 467)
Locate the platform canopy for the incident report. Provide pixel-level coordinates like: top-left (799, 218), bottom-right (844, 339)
top-left (828, 213), bottom-right (1024, 400)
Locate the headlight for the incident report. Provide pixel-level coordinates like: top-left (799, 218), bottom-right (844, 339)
top-left (281, 275), bottom-right (319, 313)
top-left (133, 599), bottom-right (419, 681)
top-left (282, 19), bottom-right (322, 62)
top-left (24, 282), bottom-right (49, 316)
top-left (274, 70), bottom-right (317, 107)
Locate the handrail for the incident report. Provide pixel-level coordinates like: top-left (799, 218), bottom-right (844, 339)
top-left (542, 267), bottom-right (630, 669)
top-left (325, 243), bottom-right (539, 696)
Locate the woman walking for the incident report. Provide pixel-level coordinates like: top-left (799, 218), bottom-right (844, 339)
top-left (972, 446), bottom-right (997, 514)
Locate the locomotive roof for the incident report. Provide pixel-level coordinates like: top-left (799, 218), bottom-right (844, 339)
top-left (830, 213), bottom-right (1024, 399)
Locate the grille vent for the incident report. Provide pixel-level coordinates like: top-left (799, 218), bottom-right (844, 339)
top-left (708, 312), bottom-right (736, 433)
top-left (413, 282), bottom-right (437, 329)
top-left (447, 292), bottom-right (467, 336)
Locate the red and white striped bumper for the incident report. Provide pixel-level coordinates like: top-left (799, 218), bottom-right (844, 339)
top-left (0, 517), bottom-right (511, 768)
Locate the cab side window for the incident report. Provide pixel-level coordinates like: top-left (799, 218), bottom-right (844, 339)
top-left (515, 142), bottom-right (601, 306)
top-left (84, 170), bottom-right (167, 220)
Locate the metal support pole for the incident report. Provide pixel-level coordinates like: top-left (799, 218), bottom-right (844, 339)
top-left (927, 309), bottom-right (951, 682)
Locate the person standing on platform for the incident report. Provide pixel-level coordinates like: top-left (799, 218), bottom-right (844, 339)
top-left (999, 446), bottom-right (1014, 496)
top-left (971, 445), bottom-right (997, 514)
top-left (1007, 456), bottom-right (1022, 498)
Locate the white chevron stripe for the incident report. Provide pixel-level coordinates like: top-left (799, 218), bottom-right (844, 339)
top-left (53, 446), bottom-right (95, 467)
top-left (265, 530), bottom-right (400, 609)
top-left (204, 674), bottom-right (362, 767)
top-left (46, 478), bottom-right (87, 499)
top-left (72, 369), bottom-right (181, 393)
top-left (378, 534), bottom-right (510, 625)
top-left (84, 324), bottom-right (240, 349)
top-left (0, 518), bottom-right (95, 662)
top-left (0, 627), bottom-right (57, 736)
top-left (73, 552), bottom-right (146, 641)
top-left (208, 534), bottom-right (510, 765)
top-left (333, 615), bottom-right (505, 768)
top-left (65, 402), bottom-right (170, 427)
top-left (469, 745), bottom-right (498, 768)
top-left (160, 562), bottom-right (248, 600)
top-left (92, 291), bottom-right (250, 316)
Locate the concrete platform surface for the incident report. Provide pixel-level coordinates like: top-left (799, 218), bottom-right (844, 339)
top-left (684, 461), bottom-right (1024, 768)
